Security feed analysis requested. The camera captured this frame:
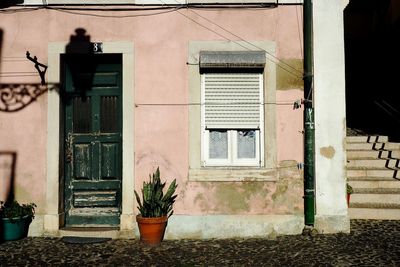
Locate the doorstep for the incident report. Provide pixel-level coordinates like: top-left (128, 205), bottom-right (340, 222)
top-left (57, 227), bottom-right (135, 239)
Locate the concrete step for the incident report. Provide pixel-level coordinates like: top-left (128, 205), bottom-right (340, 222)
top-left (353, 187), bottom-right (400, 194)
top-left (347, 176), bottom-right (399, 181)
top-left (350, 193), bottom-right (400, 205)
top-left (346, 136), bottom-right (388, 143)
top-left (347, 158), bottom-right (400, 168)
top-left (349, 201), bottom-right (400, 209)
top-left (347, 168), bottom-right (400, 178)
top-left (349, 207), bottom-right (400, 220)
top-left (348, 180), bottom-right (400, 189)
top-left (347, 150), bottom-right (400, 159)
top-left (57, 227), bottom-right (134, 239)
top-left (346, 136), bottom-right (400, 220)
top-left (347, 142), bottom-right (400, 151)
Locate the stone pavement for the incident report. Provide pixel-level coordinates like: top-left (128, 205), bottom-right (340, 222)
top-left (0, 220), bottom-right (399, 266)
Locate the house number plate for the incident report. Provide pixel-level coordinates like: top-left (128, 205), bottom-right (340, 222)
top-left (91, 42), bottom-right (103, 53)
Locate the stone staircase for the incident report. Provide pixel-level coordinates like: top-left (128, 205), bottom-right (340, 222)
top-left (346, 135), bottom-right (400, 220)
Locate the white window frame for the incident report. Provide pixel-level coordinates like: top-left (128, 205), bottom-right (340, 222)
top-left (203, 129), bottom-right (262, 167)
top-left (201, 73), bottom-right (264, 167)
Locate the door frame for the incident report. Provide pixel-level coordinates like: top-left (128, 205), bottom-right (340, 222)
top-left (45, 42), bottom-right (135, 234)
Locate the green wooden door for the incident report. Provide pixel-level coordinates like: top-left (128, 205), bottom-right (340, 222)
top-left (63, 54), bottom-right (122, 227)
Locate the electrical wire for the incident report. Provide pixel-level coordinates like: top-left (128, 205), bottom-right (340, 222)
top-left (0, 72), bottom-right (37, 74)
top-left (44, 5), bottom-right (183, 18)
top-left (0, 2), bottom-right (304, 78)
top-left (0, 6), bottom-right (43, 14)
top-left (295, 0), bottom-right (303, 57)
top-left (1, 59), bottom-right (27, 62)
top-left (175, 9), bottom-right (233, 42)
top-left (2, 57), bottom-right (26, 59)
top-left (0, 70), bottom-right (39, 76)
top-left (0, 74), bottom-right (38, 77)
top-left (1, 57), bottom-right (27, 62)
top-left (161, 0), bottom-right (302, 77)
top-left (0, 3), bottom-right (274, 14)
top-left (134, 102), bottom-right (299, 106)
top-left (186, 8), bottom-right (302, 78)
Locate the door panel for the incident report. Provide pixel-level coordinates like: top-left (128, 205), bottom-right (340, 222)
top-left (101, 143), bottom-right (119, 179)
top-left (63, 54), bottom-right (122, 227)
top-left (72, 96), bottom-right (91, 133)
top-left (73, 191), bottom-right (117, 207)
top-left (73, 143), bottom-right (91, 180)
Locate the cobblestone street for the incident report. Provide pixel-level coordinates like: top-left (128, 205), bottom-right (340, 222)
top-left (1, 220), bottom-right (399, 266)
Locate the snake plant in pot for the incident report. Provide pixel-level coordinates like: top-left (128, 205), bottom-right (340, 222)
top-left (134, 167), bottom-right (177, 245)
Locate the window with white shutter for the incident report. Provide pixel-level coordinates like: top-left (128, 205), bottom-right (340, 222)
top-left (203, 73), bottom-right (263, 129)
top-left (189, 42), bottom-right (277, 180)
top-left (201, 72), bottom-right (264, 166)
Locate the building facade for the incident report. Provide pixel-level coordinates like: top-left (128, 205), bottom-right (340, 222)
top-left (0, 0), bottom-right (348, 238)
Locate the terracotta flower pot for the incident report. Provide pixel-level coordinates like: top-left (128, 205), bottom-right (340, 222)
top-left (136, 215), bottom-right (168, 246)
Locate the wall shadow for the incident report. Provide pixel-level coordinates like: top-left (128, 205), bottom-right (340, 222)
top-left (0, 84), bottom-right (57, 112)
top-left (0, 28), bottom-right (3, 72)
top-left (0, 152), bottom-right (16, 243)
top-left (345, 0), bottom-right (400, 140)
top-left (0, 28), bottom-right (102, 112)
top-left (0, 152), bottom-right (17, 204)
top-left (0, 27), bottom-right (59, 112)
top-left (63, 27), bottom-right (97, 101)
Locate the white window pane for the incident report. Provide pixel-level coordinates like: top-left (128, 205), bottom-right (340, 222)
top-left (209, 130), bottom-right (228, 159)
top-left (237, 130), bottom-right (256, 158)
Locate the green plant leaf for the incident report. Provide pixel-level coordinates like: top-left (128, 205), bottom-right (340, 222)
top-left (0, 200), bottom-right (36, 221)
top-left (135, 167), bottom-right (178, 218)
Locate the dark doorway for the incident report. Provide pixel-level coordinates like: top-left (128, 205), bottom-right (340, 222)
top-left (344, 0), bottom-right (400, 140)
top-left (62, 54), bottom-right (123, 227)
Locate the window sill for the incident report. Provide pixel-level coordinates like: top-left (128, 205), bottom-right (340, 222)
top-left (188, 168), bottom-right (278, 182)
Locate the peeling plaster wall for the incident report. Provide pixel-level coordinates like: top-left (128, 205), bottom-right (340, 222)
top-left (0, 5), bottom-right (305, 236)
top-left (177, 161), bottom-right (303, 215)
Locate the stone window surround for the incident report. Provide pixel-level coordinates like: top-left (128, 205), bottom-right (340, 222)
top-left (45, 42), bottom-right (135, 234)
top-left (188, 41), bottom-right (277, 182)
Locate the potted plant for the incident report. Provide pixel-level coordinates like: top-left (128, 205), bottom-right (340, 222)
top-left (346, 183), bottom-right (353, 207)
top-left (134, 167), bottom-right (177, 246)
top-left (0, 200), bottom-right (36, 241)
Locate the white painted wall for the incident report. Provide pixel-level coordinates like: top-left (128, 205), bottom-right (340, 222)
top-left (313, 0), bottom-right (349, 233)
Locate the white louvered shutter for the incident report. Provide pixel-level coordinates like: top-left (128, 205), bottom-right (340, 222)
top-left (203, 73), bottom-right (263, 129)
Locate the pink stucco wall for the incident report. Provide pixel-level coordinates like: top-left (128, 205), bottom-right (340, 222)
top-left (0, 6), bottom-right (304, 216)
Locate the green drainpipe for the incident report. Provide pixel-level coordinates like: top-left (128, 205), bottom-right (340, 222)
top-left (303, 0), bottom-right (315, 226)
